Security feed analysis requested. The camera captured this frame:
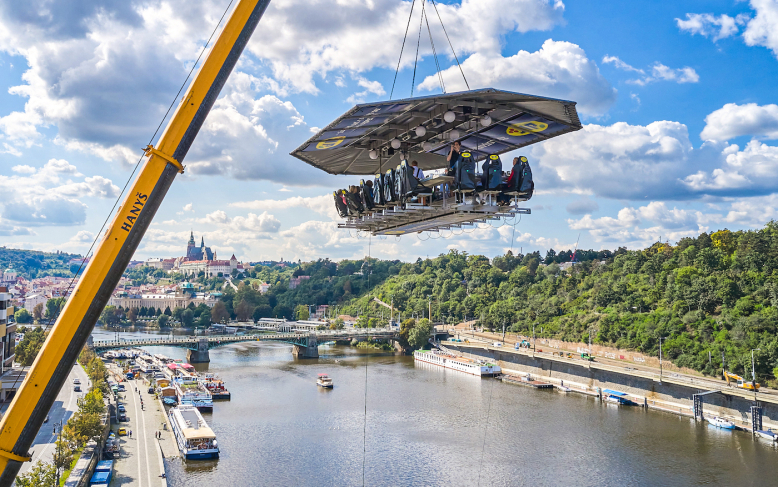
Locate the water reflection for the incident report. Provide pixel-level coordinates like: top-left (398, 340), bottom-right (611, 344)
top-left (91, 326), bottom-right (778, 486)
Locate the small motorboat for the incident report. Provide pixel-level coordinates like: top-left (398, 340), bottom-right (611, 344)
top-left (707, 416), bottom-right (736, 429)
top-left (556, 386), bottom-right (572, 393)
top-left (162, 397), bottom-right (178, 406)
top-left (756, 429), bottom-right (778, 442)
top-left (317, 374), bottom-right (333, 388)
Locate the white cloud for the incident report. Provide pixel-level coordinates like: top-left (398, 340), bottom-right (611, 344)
top-left (627, 63), bottom-right (699, 86)
top-left (196, 210), bottom-right (281, 234)
top-left (247, 0), bottom-right (566, 94)
top-left (568, 201), bottom-right (721, 247)
top-left (419, 39), bottom-right (616, 116)
top-left (676, 13), bottom-right (749, 41)
top-left (0, 159), bottom-right (119, 226)
top-left (230, 194), bottom-right (339, 221)
top-left (683, 140), bottom-right (778, 195)
top-left (602, 55), bottom-right (643, 73)
top-left (701, 103), bottom-right (778, 141)
top-left (565, 198), bottom-right (599, 215)
top-left (743, 0), bottom-right (778, 58)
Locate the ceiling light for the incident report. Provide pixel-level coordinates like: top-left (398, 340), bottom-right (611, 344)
top-left (415, 126), bottom-right (426, 137)
top-left (480, 115), bottom-right (492, 126)
top-left (368, 149), bottom-right (378, 160)
top-left (444, 110), bottom-right (456, 123)
top-left (449, 129), bottom-right (460, 140)
top-left (390, 138), bottom-right (402, 149)
top-left (422, 141), bottom-right (433, 151)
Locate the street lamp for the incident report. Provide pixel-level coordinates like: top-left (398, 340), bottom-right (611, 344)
top-left (752, 348), bottom-right (761, 401)
top-left (658, 336), bottom-right (666, 382)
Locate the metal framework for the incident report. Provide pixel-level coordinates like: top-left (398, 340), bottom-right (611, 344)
top-left (290, 88), bottom-right (582, 175)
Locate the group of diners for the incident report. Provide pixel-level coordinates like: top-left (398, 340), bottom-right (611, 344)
top-left (334, 142), bottom-right (534, 218)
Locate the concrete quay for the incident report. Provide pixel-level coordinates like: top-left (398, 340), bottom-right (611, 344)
top-left (446, 341), bottom-right (778, 432)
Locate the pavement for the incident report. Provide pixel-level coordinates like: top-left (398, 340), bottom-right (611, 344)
top-left (110, 368), bottom-right (174, 487)
top-left (16, 364), bottom-right (90, 476)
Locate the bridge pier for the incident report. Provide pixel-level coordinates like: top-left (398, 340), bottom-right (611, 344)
top-left (187, 338), bottom-right (210, 363)
top-left (292, 337), bottom-right (319, 359)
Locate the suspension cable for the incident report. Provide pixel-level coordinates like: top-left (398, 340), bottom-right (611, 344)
top-left (389, 0), bottom-right (417, 100)
top-left (423, 4), bottom-right (445, 93)
top-left (410, 0), bottom-right (425, 97)
top-left (429, 0), bottom-right (469, 90)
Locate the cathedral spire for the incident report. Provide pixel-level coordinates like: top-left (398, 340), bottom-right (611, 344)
top-left (200, 236), bottom-right (205, 247)
top-left (188, 231), bottom-right (195, 247)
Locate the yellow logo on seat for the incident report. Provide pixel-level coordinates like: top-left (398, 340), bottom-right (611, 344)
top-left (316, 136), bottom-right (346, 149)
top-left (506, 121), bottom-right (548, 136)
top-left (489, 155), bottom-right (499, 160)
top-left (520, 156), bottom-right (528, 163)
top-left (461, 152), bottom-right (471, 157)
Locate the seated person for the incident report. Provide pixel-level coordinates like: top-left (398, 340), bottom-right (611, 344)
top-left (410, 160), bottom-right (424, 180)
top-left (498, 156), bottom-right (524, 205)
top-left (446, 141), bottom-right (461, 175)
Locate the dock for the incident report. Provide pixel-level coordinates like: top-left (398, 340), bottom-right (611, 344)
top-left (502, 374), bottom-right (554, 389)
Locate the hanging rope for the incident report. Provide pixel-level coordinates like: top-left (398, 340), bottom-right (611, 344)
top-left (390, 0), bottom-right (417, 100)
top-left (429, 0), bottom-right (469, 90)
top-left (423, 4), bottom-right (445, 93)
top-left (5, 0), bottom-right (236, 396)
top-left (410, 0), bottom-right (426, 97)
top-left (477, 377), bottom-right (496, 487)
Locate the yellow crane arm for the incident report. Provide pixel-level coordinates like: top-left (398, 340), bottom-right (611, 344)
top-left (0, 0), bottom-right (271, 482)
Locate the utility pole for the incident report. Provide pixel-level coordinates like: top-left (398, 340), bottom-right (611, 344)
top-left (532, 322), bottom-right (536, 355)
top-left (502, 322), bottom-right (506, 343)
top-left (428, 296), bottom-right (432, 322)
top-left (752, 348), bottom-right (761, 403)
top-left (658, 336), bottom-right (665, 383)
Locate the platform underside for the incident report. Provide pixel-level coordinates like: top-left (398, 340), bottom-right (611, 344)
top-left (338, 200), bottom-right (530, 236)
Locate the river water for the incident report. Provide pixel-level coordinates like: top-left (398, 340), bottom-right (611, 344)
top-left (92, 327), bottom-right (778, 486)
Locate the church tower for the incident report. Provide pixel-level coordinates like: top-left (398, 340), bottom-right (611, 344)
top-left (187, 231), bottom-right (195, 255)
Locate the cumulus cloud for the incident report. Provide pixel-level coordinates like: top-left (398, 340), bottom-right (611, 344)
top-left (743, 0), bottom-right (778, 58)
top-left (568, 201), bottom-right (722, 247)
top-left (419, 39), bottom-right (616, 116)
top-left (248, 0), bottom-right (566, 94)
top-left (196, 210), bottom-right (281, 234)
top-left (0, 159), bottom-right (119, 226)
top-left (682, 140), bottom-right (778, 196)
top-left (230, 194), bottom-right (339, 221)
top-left (626, 63), bottom-right (699, 86)
top-left (701, 103), bottom-right (778, 141)
top-left (531, 120), bottom-right (700, 200)
top-left (565, 198), bottom-right (599, 215)
top-left (676, 13), bottom-right (749, 41)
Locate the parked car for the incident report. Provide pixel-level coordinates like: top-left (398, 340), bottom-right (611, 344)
top-left (118, 414), bottom-right (127, 422)
top-left (73, 378), bottom-right (81, 385)
top-left (73, 385), bottom-right (81, 392)
top-left (117, 427), bottom-right (127, 436)
top-left (117, 405), bottom-right (126, 413)
top-left (117, 384), bottom-right (125, 392)
top-left (148, 387), bottom-right (154, 394)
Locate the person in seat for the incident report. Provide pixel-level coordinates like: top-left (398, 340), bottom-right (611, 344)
top-left (446, 141), bottom-right (461, 175)
top-left (410, 160), bottom-right (424, 180)
top-left (498, 156), bottom-right (524, 205)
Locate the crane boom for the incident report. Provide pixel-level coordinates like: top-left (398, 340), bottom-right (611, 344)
top-left (0, 0), bottom-right (271, 482)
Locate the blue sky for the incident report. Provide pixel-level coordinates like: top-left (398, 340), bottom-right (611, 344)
top-left (1, 0), bottom-right (777, 263)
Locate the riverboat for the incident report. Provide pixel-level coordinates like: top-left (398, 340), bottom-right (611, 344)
top-left (413, 350), bottom-right (501, 376)
top-left (200, 373), bottom-right (231, 399)
top-left (317, 374), bottom-right (333, 388)
top-left (169, 404), bottom-right (220, 460)
top-left (136, 355), bottom-right (158, 373)
top-left (756, 429), bottom-right (778, 441)
top-left (602, 389), bottom-right (639, 406)
top-left (707, 416), bottom-right (736, 429)
top-left (173, 375), bottom-right (213, 412)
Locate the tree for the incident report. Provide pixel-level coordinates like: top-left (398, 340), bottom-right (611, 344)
top-left (13, 308), bottom-right (32, 323)
top-left (99, 305), bottom-right (121, 326)
top-left (15, 327), bottom-right (46, 366)
top-left (408, 318), bottom-right (433, 349)
top-left (52, 436), bottom-right (74, 484)
top-left (139, 306), bottom-right (148, 317)
top-left (78, 388), bottom-right (106, 416)
top-left (197, 310), bottom-right (211, 328)
top-left (212, 301), bottom-right (229, 323)
top-left (32, 303), bottom-right (44, 321)
top-left (181, 309), bottom-right (194, 327)
top-left (235, 299), bottom-right (252, 321)
top-left (68, 412), bottom-right (103, 444)
top-left (253, 304), bottom-right (272, 322)
top-left (45, 297), bottom-right (66, 320)
top-left (158, 314), bottom-right (169, 327)
top-left (164, 306), bottom-right (172, 316)
top-left (295, 304), bottom-right (310, 321)
top-left (15, 461), bottom-right (55, 487)
top-left (128, 307), bottom-right (138, 324)
top-left (329, 318), bottom-right (345, 330)
top-left (172, 306), bottom-right (184, 322)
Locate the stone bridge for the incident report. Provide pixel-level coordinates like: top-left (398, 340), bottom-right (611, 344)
top-left (90, 329), bottom-right (401, 362)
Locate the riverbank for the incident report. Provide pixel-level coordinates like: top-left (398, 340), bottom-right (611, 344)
top-left (445, 340), bottom-right (778, 433)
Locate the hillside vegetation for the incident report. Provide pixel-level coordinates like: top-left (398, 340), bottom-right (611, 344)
top-left (0, 247), bottom-right (82, 279)
top-left (343, 223), bottom-right (778, 385)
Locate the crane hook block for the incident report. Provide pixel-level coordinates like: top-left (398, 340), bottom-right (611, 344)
top-left (143, 144), bottom-right (185, 174)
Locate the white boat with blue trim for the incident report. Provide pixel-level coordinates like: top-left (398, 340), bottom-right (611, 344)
top-left (169, 404), bottom-right (219, 460)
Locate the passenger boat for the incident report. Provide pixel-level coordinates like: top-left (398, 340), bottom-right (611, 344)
top-left (756, 429), bottom-right (778, 441)
top-left (317, 374), bottom-right (333, 388)
top-left (602, 389), bottom-right (639, 406)
top-left (173, 375), bottom-right (213, 412)
top-left (200, 373), bottom-right (231, 400)
top-left (413, 350), bottom-right (501, 376)
top-left (136, 355), bottom-right (158, 373)
top-left (707, 416), bottom-right (736, 429)
top-left (169, 405), bottom-right (220, 460)
top-left (556, 385), bottom-right (572, 393)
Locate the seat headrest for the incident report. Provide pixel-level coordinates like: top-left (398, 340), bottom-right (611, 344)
top-left (519, 155), bottom-right (528, 163)
top-left (461, 152), bottom-right (472, 159)
top-left (489, 154), bottom-right (500, 162)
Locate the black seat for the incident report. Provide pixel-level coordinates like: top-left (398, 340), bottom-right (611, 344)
top-left (373, 173), bottom-right (386, 206)
top-left (503, 156), bottom-right (534, 201)
top-left (384, 169), bottom-right (397, 203)
top-left (333, 190), bottom-right (348, 218)
top-left (345, 189), bottom-right (364, 214)
top-left (455, 152), bottom-right (476, 192)
top-left (482, 155), bottom-right (502, 191)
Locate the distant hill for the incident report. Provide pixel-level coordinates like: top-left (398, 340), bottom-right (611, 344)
top-left (0, 247), bottom-right (83, 279)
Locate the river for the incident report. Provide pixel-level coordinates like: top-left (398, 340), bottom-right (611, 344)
top-left (92, 327), bottom-right (778, 486)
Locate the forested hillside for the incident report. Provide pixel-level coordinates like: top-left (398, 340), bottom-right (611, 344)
top-left (0, 247), bottom-right (82, 278)
top-left (344, 223), bottom-right (778, 385)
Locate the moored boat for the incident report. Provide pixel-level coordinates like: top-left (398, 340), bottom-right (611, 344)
top-left (756, 429), bottom-right (778, 441)
top-left (200, 373), bottom-right (231, 400)
top-left (173, 375), bottom-right (213, 412)
top-left (413, 350), bottom-right (501, 376)
top-left (707, 416), bottom-right (736, 429)
top-left (169, 404), bottom-right (219, 460)
top-left (317, 374), bottom-right (333, 388)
